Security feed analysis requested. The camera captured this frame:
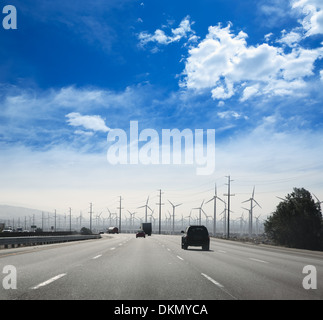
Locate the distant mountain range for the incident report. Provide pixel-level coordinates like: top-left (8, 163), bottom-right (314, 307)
top-left (0, 205), bottom-right (44, 223)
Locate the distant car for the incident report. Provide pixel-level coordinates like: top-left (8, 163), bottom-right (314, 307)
top-left (2, 228), bottom-right (13, 233)
top-left (136, 230), bottom-right (146, 238)
top-left (181, 225), bottom-right (210, 250)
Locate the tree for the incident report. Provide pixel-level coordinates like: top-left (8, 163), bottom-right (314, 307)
top-left (264, 188), bottom-right (322, 250)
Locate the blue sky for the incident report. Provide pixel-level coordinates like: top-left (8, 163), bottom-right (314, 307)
top-left (0, 0), bottom-right (323, 224)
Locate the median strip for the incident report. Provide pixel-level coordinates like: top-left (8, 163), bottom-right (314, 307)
top-left (31, 273), bottom-right (67, 290)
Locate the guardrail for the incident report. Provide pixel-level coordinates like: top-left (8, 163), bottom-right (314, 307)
top-left (0, 234), bottom-right (101, 249)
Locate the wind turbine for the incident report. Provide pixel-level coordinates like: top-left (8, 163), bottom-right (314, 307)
top-left (242, 186), bottom-right (261, 238)
top-left (168, 200), bottom-right (182, 234)
top-left (313, 194), bottom-right (323, 211)
top-left (202, 209), bottom-right (213, 229)
top-left (206, 183), bottom-right (225, 237)
top-left (219, 208), bottom-right (226, 235)
top-left (185, 209), bottom-right (193, 226)
top-left (127, 210), bottom-right (136, 231)
top-left (137, 196), bottom-right (153, 223)
top-left (193, 200), bottom-right (205, 225)
top-left (108, 208), bottom-right (118, 226)
top-left (254, 214), bottom-right (262, 235)
top-left (238, 213), bottom-right (245, 236)
top-left (95, 212), bottom-right (102, 231)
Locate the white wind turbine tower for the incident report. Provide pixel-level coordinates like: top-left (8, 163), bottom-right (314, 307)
top-left (137, 196), bottom-right (153, 223)
top-left (219, 208), bottom-right (226, 235)
top-left (242, 186), bottom-right (261, 238)
top-left (254, 214), bottom-right (261, 235)
top-left (127, 210), bottom-right (136, 231)
top-left (202, 210), bottom-right (213, 229)
top-left (193, 200), bottom-right (205, 226)
top-left (206, 183), bottom-right (226, 236)
top-left (185, 209), bottom-right (193, 226)
top-left (168, 200), bottom-right (182, 234)
top-left (238, 213), bottom-right (245, 236)
top-left (108, 208), bottom-right (118, 226)
top-left (148, 209), bottom-right (154, 223)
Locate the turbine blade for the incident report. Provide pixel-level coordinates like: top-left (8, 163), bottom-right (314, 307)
top-left (254, 199), bottom-right (262, 209)
top-left (168, 200), bottom-right (174, 207)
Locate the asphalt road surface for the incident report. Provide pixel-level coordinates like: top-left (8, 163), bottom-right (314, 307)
top-left (0, 234), bottom-right (322, 300)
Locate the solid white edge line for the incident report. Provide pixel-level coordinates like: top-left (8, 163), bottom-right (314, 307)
top-left (31, 273), bottom-right (67, 290)
top-left (201, 273), bottom-right (224, 288)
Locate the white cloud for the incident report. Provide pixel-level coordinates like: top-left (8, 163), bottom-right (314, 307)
top-left (240, 84), bottom-right (260, 102)
top-left (138, 16), bottom-right (195, 47)
top-left (277, 29), bottom-right (302, 47)
top-left (292, 0), bottom-right (323, 36)
top-left (217, 110), bottom-right (247, 120)
top-left (66, 112), bottom-right (110, 133)
top-left (264, 32), bottom-right (274, 42)
top-left (181, 23), bottom-right (323, 101)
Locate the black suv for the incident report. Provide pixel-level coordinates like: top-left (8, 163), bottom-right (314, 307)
top-left (181, 225), bottom-right (210, 250)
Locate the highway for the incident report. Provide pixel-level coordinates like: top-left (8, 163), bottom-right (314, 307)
top-left (0, 234), bottom-right (322, 300)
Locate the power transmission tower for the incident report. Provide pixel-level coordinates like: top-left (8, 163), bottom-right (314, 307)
top-left (157, 189), bottom-right (164, 234)
top-left (224, 175), bottom-right (235, 238)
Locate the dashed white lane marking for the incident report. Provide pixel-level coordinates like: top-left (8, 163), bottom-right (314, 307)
top-left (249, 258), bottom-right (268, 264)
top-left (110, 247), bottom-right (116, 250)
top-left (31, 273), bottom-right (67, 290)
top-left (201, 273), bottom-right (238, 300)
top-left (218, 250), bottom-right (227, 253)
top-left (92, 255), bottom-right (102, 260)
top-left (176, 255), bottom-right (184, 261)
top-left (201, 273), bottom-right (224, 288)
